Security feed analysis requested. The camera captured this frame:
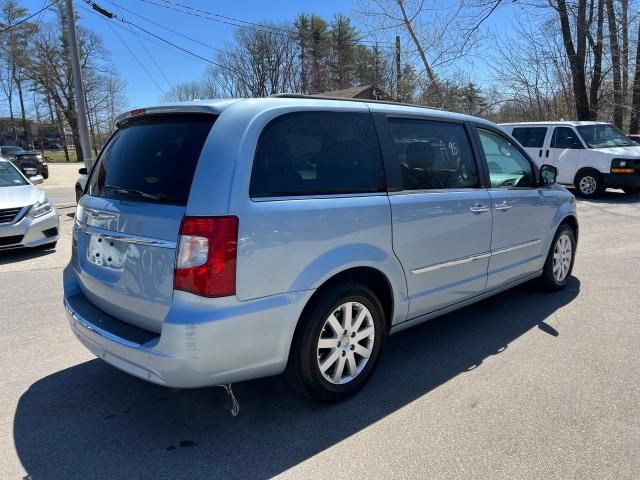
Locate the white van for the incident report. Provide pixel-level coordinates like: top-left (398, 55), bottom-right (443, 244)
top-left (500, 121), bottom-right (640, 197)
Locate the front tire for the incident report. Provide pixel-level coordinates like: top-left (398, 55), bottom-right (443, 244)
top-left (539, 224), bottom-right (576, 290)
top-left (287, 283), bottom-right (386, 403)
top-left (574, 171), bottom-right (604, 198)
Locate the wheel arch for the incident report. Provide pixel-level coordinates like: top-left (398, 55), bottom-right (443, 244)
top-left (544, 202), bottom-right (579, 261)
top-left (298, 266), bottom-right (395, 335)
top-left (574, 166), bottom-right (603, 185)
top-left (561, 214), bottom-right (579, 242)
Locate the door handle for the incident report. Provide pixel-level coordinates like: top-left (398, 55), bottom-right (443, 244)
top-left (470, 202), bottom-right (490, 213)
top-left (495, 201), bottom-right (512, 211)
top-left (545, 149), bottom-right (550, 158)
top-left (539, 149), bottom-right (542, 157)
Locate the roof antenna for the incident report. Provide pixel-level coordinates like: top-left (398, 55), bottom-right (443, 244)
top-left (218, 384), bottom-right (240, 417)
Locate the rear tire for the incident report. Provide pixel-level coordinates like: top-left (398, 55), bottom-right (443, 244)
top-left (623, 187), bottom-right (640, 195)
top-left (574, 170), bottom-right (604, 198)
top-left (286, 283), bottom-right (386, 403)
top-left (539, 224), bottom-right (576, 291)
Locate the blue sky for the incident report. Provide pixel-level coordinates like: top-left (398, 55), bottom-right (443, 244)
top-left (20, 0), bottom-right (521, 109)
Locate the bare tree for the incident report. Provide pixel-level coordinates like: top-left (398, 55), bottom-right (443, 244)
top-left (24, 13), bottom-right (125, 162)
top-left (164, 80), bottom-right (220, 102)
top-left (604, 0), bottom-right (623, 127)
top-left (551, 0), bottom-right (592, 120)
top-left (211, 26), bottom-right (301, 98)
top-left (491, 18), bottom-right (570, 121)
top-left (587, 0), bottom-right (604, 118)
top-left (629, 21), bottom-right (640, 132)
top-left (0, 0), bottom-right (37, 146)
top-left (621, 0), bottom-right (629, 106)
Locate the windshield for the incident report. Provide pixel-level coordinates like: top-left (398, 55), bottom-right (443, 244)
top-left (0, 162), bottom-right (28, 187)
top-left (576, 124), bottom-right (636, 148)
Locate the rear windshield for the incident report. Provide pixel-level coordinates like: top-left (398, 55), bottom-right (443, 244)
top-left (17, 154), bottom-right (40, 161)
top-left (87, 114), bottom-right (216, 206)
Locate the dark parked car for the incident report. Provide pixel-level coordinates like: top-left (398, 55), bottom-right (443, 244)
top-left (0, 145), bottom-right (25, 160)
top-left (12, 151), bottom-right (49, 179)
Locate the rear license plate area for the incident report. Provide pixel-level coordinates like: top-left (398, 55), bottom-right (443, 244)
top-left (87, 234), bottom-right (127, 270)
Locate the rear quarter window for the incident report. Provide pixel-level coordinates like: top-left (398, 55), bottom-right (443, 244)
top-left (511, 127), bottom-right (548, 148)
top-left (250, 111), bottom-right (386, 198)
top-left (87, 114), bottom-right (216, 206)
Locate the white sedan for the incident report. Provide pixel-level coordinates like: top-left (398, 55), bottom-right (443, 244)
top-left (0, 158), bottom-right (59, 250)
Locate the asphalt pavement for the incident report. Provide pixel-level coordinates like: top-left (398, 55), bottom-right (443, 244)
top-left (40, 162), bottom-right (83, 208)
top-left (0, 164), bottom-right (639, 479)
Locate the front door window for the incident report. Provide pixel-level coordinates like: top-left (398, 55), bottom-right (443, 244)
top-left (477, 129), bottom-right (536, 188)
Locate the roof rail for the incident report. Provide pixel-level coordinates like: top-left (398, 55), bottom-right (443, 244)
top-left (269, 93), bottom-right (446, 111)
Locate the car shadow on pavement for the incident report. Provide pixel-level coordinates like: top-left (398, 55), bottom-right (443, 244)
top-left (571, 188), bottom-right (640, 204)
top-left (14, 278), bottom-right (580, 480)
top-left (0, 245), bottom-right (56, 265)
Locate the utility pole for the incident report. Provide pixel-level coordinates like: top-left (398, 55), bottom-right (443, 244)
top-left (300, 38), bottom-right (306, 94)
top-left (395, 35), bottom-right (402, 102)
top-left (64, 0), bottom-right (93, 169)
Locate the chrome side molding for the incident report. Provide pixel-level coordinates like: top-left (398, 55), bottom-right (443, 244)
top-left (491, 239), bottom-right (540, 256)
top-left (411, 252), bottom-right (491, 274)
top-left (411, 239), bottom-right (541, 275)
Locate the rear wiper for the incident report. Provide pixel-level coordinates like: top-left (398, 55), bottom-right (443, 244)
top-left (105, 184), bottom-right (167, 202)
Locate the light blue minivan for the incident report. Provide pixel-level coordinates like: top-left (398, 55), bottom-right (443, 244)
top-left (64, 96), bottom-right (578, 402)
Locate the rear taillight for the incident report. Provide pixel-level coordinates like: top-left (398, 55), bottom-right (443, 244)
top-left (174, 216), bottom-right (239, 297)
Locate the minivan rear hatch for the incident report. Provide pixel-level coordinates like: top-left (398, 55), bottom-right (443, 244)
top-left (73, 113), bottom-right (216, 333)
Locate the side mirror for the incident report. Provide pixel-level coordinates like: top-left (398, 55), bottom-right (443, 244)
top-left (30, 175), bottom-right (44, 185)
top-left (78, 167), bottom-right (87, 175)
top-left (540, 164), bottom-right (558, 185)
top-left (568, 137), bottom-right (582, 149)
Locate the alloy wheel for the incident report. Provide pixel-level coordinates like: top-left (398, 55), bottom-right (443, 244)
top-left (316, 301), bottom-right (375, 385)
top-left (552, 233), bottom-right (573, 282)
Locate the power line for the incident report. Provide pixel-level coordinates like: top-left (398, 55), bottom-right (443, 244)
top-left (102, 0), bottom-right (226, 55)
top-left (84, 1), bottom-right (226, 69)
top-left (127, 20), bottom-right (223, 67)
top-left (78, 3), bottom-right (166, 94)
top-left (106, 23), bottom-right (166, 94)
top-left (124, 22), bottom-right (173, 89)
top-left (0, 0), bottom-right (58, 34)
top-left (109, 2), bottom-right (173, 89)
top-left (86, 0), bottom-right (401, 92)
top-left (139, 0), bottom-right (297, 36)
top-left (33, 0), bottom-right (53, 28)
top-left (104, 0), bottom-right (398, 81)
top-left (80, 3), bottom-right (214, 67)
top-left (137, 0), bottom-right (398, 48)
